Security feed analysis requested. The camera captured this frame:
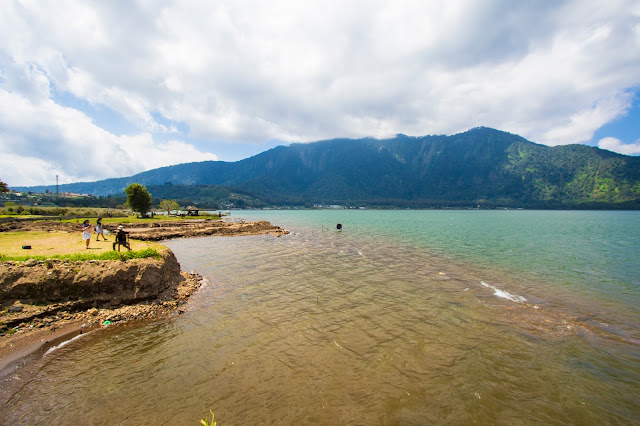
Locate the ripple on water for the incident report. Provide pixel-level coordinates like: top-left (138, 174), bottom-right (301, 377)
top-left (2, 223), bottom-right (640, 424)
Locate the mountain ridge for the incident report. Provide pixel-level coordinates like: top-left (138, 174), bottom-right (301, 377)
top-left (15, 127), bottom-right (640, 208)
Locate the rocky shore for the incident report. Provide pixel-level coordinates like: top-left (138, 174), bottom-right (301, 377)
top-left (0, 217), bottom-right (288, 240)
top-left (0, 218), bottom-right (288, 371)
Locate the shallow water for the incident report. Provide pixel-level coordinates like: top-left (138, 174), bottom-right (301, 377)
top-left (1, 210), bottom-right (639, 424)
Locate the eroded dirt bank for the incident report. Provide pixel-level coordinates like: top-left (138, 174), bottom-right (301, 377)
top-left (122, 219), bottom-right (288, 240)
top-left (0, 248), bottom-right (202, 366)
top-left (1, 248), bottom-right (193, 328)
top-left (0, 218), bottom-right (289, 369)
top-left (0, 218), bottom-right (288, 240)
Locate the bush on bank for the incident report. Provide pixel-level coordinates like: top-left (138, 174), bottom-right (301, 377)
top-left (0, 206), bottom-right (130, 217)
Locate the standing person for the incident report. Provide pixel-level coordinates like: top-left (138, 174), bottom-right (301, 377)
top-left (81, 220), bottom-right (93, 249)
top-left (95, 217), bottom-right (107, 241)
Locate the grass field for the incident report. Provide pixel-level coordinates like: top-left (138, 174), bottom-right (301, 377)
top-left (0, 230), bottom-right (162, 260)
top-left (63, 214), bottom-right (219, 225)
top-left (2, 212), bottom-right (220, 224)
top-left (0, 213), bottom-right (220, 261)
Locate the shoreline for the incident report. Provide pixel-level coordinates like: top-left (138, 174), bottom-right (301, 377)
top-left (0, 269), bottom-right (203, 376)
top-left (0, 218), bottom-right (288, 374)
top-left (0, 321), bottom-right (86, 375)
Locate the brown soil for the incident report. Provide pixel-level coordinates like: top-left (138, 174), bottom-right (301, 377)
top-left (0, 218), bottom-right (288, 371)
top-left (122, 218), bottom-right (288, 240)
top-left (0, 218), bottom-right (288, 240)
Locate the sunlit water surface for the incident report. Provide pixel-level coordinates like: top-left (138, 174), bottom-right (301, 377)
top-left (1, 210), bottom-right (639, 424)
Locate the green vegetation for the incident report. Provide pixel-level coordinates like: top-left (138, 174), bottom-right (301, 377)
top-left (146, 183), bottom-right (266, 209)
top-left (0, 248), bottom-right (161, 262)
top-left (125, 183), bottom-right (152, 216)
top-left (0, 229), bottom-right (163, 259)
top-left (9, 128), bottom-right (640, 209)
top-left (200, 411), bottom-right (217, 426)
top-left (0, 190), bottom-right (127, 209)
top-left (0, 205), bottom-right (129, 217)
top-left (159, 199), bottom-right (180, 214)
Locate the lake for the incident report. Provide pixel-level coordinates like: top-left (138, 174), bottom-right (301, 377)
top-left (1, 210), bottom-right (639, 424)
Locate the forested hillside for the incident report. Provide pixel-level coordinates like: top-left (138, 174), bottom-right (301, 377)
top-left (18, 127), bottom-right (640, 208)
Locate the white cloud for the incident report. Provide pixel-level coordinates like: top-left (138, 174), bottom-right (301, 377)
top-left (0, 152), bottom-right (59, 189)
top-left (598, 137), bottom-right (640, 155)
top-left (1, 0), bottom-right (639, 186)
top-left (537, 93), bottom-right (633, 146)
top-left (0, 89), bottom-right (217, 186)
top-left (2, 62), bottom-right (51, 102)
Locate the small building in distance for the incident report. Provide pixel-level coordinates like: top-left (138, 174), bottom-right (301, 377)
top-left (186, 206), bottom-right (199, 216)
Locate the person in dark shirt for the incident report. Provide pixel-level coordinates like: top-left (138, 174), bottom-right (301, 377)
top-left (113, 226), bottom-right (131, 251)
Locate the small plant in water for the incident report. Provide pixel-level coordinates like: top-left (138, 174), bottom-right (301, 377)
top-left (200, 410), bottom-right (216, 426)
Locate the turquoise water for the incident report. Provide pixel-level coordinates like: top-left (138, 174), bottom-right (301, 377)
top-left (1, 210), bottom-right (639, 424)
top-left (240, 209), bottom-right (639, 311)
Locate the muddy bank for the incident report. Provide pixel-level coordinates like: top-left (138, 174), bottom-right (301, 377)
top-left (122, 219), bottom-right (287, 240)
top-left (0, 247), bottom-right (202, 366)
top-left (1, 248), bottom-right (182, 306)
top-left (0, 218), bottom-right (288, 369)
top-left (0, 218), bottom-right (288, 240)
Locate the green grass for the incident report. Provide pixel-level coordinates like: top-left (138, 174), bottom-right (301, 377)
top-left (200, 411), bottom-right (217, 426)
top-left (60, 214), bottom-right (220, 226)
top-left (0, 247), bottom-right (162, 262)
top-left (0, 206), bottom-right (130, 217)
top-left (1, 207), bottom-right (220, 223)
top-left (0, 230), bottom-right (162, 257)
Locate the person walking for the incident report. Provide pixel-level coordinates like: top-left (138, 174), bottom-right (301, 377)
top-left (81, 220), bottom-right (93, 249)
top-left (96, 217), bottom-right (107, 241)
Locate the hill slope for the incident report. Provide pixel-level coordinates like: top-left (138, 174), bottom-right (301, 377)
top-left (18, 127), bottom-right (640, 208)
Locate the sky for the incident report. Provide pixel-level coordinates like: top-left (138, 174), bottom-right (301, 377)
top-left (1, 0), bottom-right (640, 187)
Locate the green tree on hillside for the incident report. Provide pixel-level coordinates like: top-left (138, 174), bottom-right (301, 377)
top-left (159, 199), bottom-right (180, 214)
top-left (0, 179), bottom-right (9, 193)
top-left (125, 183), bottom-right (152, 217)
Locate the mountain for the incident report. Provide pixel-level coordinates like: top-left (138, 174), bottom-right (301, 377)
top-left (17, 127), bottom-right (640, 208)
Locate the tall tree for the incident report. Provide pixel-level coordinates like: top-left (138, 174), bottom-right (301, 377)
top-left (159, 199), bottom-right (180, 214)
top-left (0, 179), bottom-right (9, 193)
top-left (125, 183), bottom-right (152, 217)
